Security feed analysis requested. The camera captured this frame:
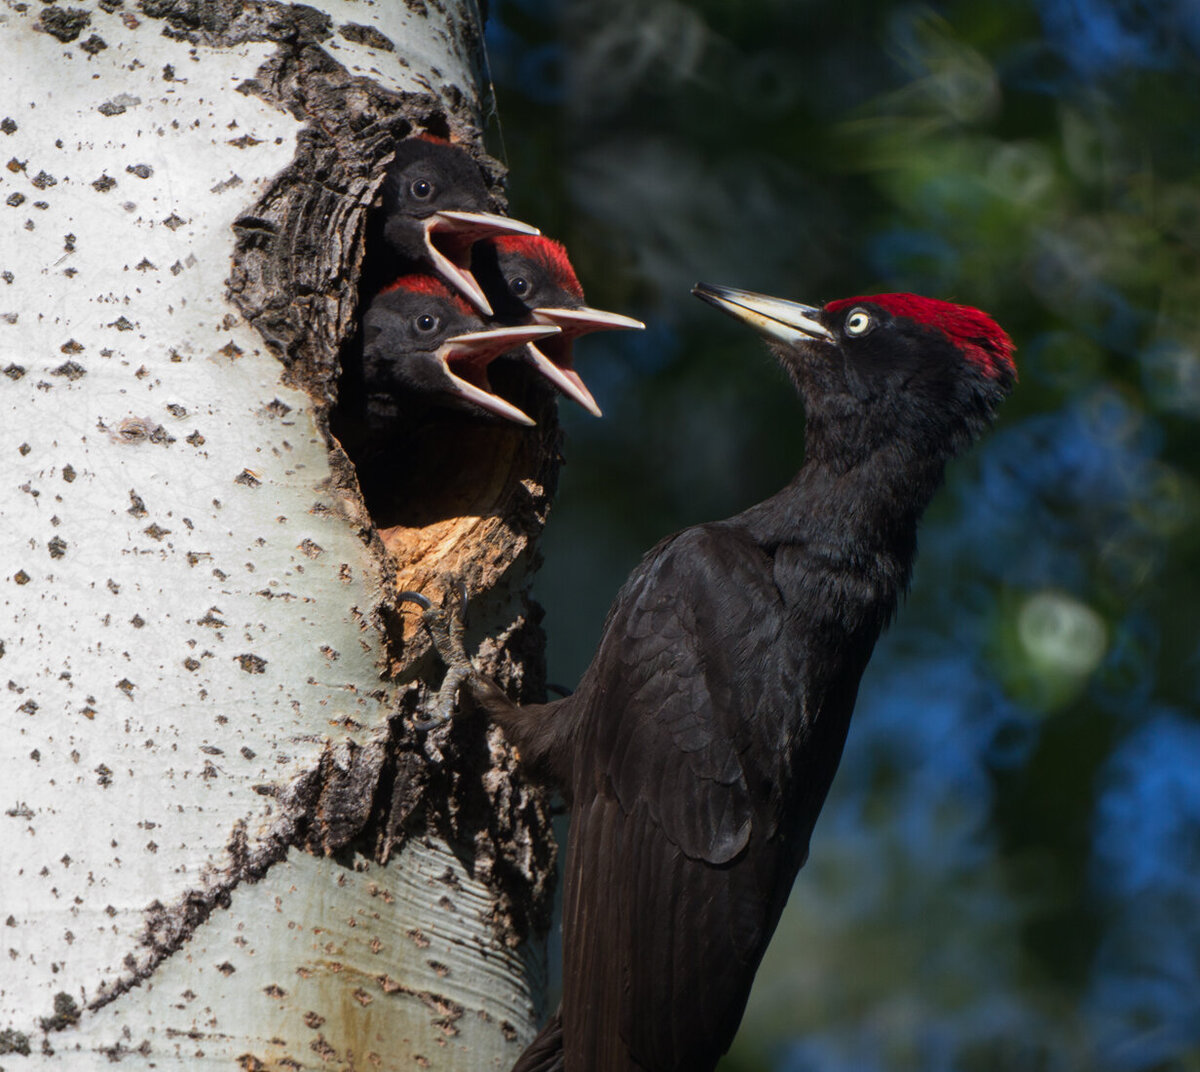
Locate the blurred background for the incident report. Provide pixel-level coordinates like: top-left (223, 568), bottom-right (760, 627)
top-left (481, 1), bottom-right (1200, 1068)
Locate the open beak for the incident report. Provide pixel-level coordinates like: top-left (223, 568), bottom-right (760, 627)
top-left (691, 283), bottom-right (833, 346)
top-left (531, 306), bottom-right (645, 335)
top-left (518, 342), bottom-right (602, 418)
top-left (520, 306), bottom-right (645, 418)
top-left (439, 323), bottom-right (560, 426)
top-left (425, 211), bottom-right (540, 317)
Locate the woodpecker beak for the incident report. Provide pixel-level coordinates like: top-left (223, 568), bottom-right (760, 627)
top-left (518, 342), bottom-right (603, 418)
top-left (691, 283), bottom-right (833, 346)
top-left (439, 323), bottom-right (560, 426)
top-left (425, 211), bottom-right (541, 317)
top-left (531, 306), bottom-right (646, 335)
top-left (520, 306), bottom-right (644, 418)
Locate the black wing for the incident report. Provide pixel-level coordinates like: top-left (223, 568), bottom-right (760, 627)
top-left (560, 524), bottom-right (810, 1071)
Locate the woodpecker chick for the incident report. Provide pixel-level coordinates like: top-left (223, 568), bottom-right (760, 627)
top-left (474, 234), bottom-right (644, 416)
top-left (413, 285), bottom-right (1014, 1071)
top-left (363, 274), bottom-right (559, 426)
top-left (381, 135), bottom-right (539, 316)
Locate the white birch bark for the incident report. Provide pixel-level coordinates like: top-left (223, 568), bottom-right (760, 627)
top-left (0, 2), bottom-right (555, 1068)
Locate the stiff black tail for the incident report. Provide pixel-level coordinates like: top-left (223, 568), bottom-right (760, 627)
top-left (511, 1008), bottom-right (564, 1072)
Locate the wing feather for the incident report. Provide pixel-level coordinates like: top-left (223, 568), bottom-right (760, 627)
top-left (560, 525), bottom-right (803, 1070)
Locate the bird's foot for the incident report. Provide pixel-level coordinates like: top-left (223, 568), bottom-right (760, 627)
top-left (400, 585), bottom-right (473, 731)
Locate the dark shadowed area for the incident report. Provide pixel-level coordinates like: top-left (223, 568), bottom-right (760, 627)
top-left (483, 1), bottom-right (1200, 1068)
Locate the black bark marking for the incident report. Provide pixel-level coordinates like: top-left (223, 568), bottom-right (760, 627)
top-left (39, 993), bottom-right (81, 1032)
top-left (36, 7), bottom-right (91, 43)
top-left (339, 23), bottom-right (395, 51)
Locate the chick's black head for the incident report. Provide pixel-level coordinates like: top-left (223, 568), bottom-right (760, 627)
top-left (381, 135), bottom-right (491, 226)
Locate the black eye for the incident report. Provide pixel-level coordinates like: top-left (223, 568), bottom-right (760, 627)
top-left (410, 178), bottom-right (433, 200)
top-left (844, 308), bottom-right (873, 336)
top-left (510, 276), bottom-right (530, 298)
top-left (414, 313), bottom-right (438, 334)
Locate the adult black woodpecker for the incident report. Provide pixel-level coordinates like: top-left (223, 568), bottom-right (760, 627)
top-left (380, 135), bottom-right (540, 316)
top-left (411, 287), bottom-right (1016, 1071)
top-left (473, 234), bottom-right (645, 416)
top-left (361, 274), bottom-right (560, 427)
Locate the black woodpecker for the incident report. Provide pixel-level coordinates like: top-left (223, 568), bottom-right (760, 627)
top-left (412, 286), bottom-right (1016, 1072)
top-left (473, 234), bottom-right (644, 416)
top-left (361, 273), bottom-right (559, 427)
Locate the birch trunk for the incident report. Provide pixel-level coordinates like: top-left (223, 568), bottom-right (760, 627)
top-left (0, 2), bottom-right (557, 1068)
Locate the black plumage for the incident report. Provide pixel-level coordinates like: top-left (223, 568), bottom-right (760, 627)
top-left (415, 285), bottom-right (1016, 1071)
top-left (355, 273), bottom-right (558, 428)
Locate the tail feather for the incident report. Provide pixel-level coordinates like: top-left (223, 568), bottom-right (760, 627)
top-left (511, 1009), bottom-right (564, 1072)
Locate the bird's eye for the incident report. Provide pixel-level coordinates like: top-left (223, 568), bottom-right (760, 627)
top-left (410, 178), bottom-right (433, 200)
top-left (414, 313), bottom-right (438, 334)
top-left (844, 308), bottom-right (873, 336)
top-left (510, 276), bottom-right (530, 298)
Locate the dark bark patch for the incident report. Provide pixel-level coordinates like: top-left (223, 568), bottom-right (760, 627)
top-left (339, 22), bottom-right (395, 51)
top-left (0, 1030), bottom-right (32, 1056)
top-left (139, 0), bottom-right (332, 46)
top-left (37, 6), bottom-right (91, 43)
top-left (234, 653), bottom-right (267, 674)
top-left (80, 33), bottom-right (108, 54)
top-left (52, 360), bottom-right (86, 380)
top-left (99, 95), bottom-right (141, 116)
top-left (112, 416), bottom-right (175, 445)
top-left (39, 993), bottom-right (81, 1032)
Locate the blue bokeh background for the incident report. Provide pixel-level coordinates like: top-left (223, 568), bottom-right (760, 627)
top-left (483, 2), bottom-right (1200, 1067)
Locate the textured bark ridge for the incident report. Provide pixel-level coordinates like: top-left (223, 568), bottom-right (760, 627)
top-left (197, 0), bottom-right (561, 951)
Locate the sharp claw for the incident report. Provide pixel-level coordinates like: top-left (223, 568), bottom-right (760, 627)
top-left (413, 706), bottom-right (452, 731)
top-left (404, 583), bottom-right (473, 730)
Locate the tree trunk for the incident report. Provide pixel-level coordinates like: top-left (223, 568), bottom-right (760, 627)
top-left (0, 2), bottom-right (557, 1068)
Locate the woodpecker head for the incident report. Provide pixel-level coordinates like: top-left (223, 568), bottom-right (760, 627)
top-left (692, 284), bottom-right (1015, 467)
top-left (380, 136), bottom-right (539, 316)
top-left (473, 235), bottom-right (644, 417)
top-left (363, 274), bottom-right (560, 426)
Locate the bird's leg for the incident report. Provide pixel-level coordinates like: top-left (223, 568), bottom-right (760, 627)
top-left (400, 587), bottom-right (571, 782)
top-left (399, 586), bottom-right (474, 730)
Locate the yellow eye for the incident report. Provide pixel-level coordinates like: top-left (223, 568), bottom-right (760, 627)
top-left (845, 308), bottom-right (872, 336)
